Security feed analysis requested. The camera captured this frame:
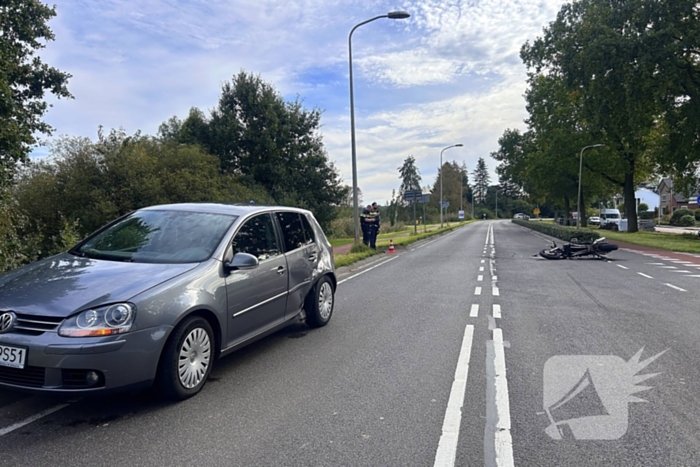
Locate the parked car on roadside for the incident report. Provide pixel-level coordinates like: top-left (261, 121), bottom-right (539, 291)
top-left (0, 203), bottom-right (336, 400)
top-left (513, 213), bottom-right (530, 220)
top-left (588, 216), bottom-right (600, 225)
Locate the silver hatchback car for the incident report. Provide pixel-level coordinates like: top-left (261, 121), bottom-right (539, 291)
top-left (0, 203), bottom-right (336, 399)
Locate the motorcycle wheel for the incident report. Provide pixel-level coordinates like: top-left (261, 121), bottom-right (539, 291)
top-left (540, 249), bottom-right (565, 260)
top-left (597, 243), bottom-right (618, 252)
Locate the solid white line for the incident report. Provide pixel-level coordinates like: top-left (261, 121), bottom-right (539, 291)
top-left (0, 404), bottom-right (70, 437)
top-left (492, 328), bottom-right (514, 466)
top-left (475, 287), bottom-right (482, 295)
top-left (477, 275), bottom-right (483, 282)
top-left (617, 264), bottom-right (629, 270)
top-left (671, 260), bottom-right (693, 264)
top-left (493, 287), bottom-right (500, 296)
top-left (664, 283), bottom-right (687, 292)
top-left (470, 304), bottom-right (479, 317)
top-left (479, 266), bottom-right (484, 272)
top-left (493, 304), bottom-right (501, 319)
top-left (433, 325), bottom-right (475, 467)
top-left (637, 272), bottom-right (653, 279)
top-left (337, 257), bottom-right (399, 284)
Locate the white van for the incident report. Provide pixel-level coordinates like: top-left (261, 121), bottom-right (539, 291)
top-left (599, 208), bottom-right (621, 229)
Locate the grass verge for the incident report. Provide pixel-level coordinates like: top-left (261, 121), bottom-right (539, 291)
top-left (334, 221), bottom-right (471, 268)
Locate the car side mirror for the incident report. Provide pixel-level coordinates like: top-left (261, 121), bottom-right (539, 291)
top-left (224, 252), bottom-right (259, 273)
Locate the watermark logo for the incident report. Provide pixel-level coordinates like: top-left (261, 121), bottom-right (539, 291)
top-left (543, 348), bottom-right (667, 440)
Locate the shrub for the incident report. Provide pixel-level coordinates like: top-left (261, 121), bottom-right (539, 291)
top-left (638, 203), bottom-right (649, 212)
top-left (511, 219), bottom-right (600, 242)
top-left (679, 215), bottom-right (696, 227)
top-left (349, 243), bottom-right (371, 254)
top-left (694, 209), bottom-right (700, 221)
top-left (327, 216), bottom-right (354, 238)
top-left (670, 208), bottom-right (694, 226)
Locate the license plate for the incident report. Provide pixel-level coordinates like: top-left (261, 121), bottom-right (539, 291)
top-left (0, 344), bottom-right (27, 369)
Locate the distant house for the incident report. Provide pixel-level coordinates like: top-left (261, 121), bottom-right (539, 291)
top-left (612, 186), bottom-right (660, 212)
top-left (657, 178), bottom-right (699, 214)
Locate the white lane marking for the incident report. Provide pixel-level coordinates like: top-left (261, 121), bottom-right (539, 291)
top-left (493, 287), bottom-right (500, 296)
top-left (338, 257), bottom-right (399, 284)
top-left (479, 266), bottom-right (484, 272)
top-left (475, 287), bottom-right (482, 295)
top-left (617, 265), bottom-right (629, 270)
top-left (664, 283), bottom-right (687, 292)
top-left (433, 325), bottom-right (475, 467)
top-left (671, 260), bottom-right (693, 264)
top-left (477, 275), bottom-right (484, 282)
top-left (492, 275), bottom-right (498, 282)
top-left (0, 404), bottom-right (70, 437)
top-left (470, 304), bottom-right (479, 317)
top-left (481, 260), bottom-right (485, 264)
top-left (646, 263), bottom-right (665, 265)
top-left (493, 304), bottom-right (501, 319)
top-left (671, 270), bottom-right (692, 273)
top-left (659, 266), bottom-right (678, 269)
top-left (487, 328), bottom-right (514, 467)
top-left (686, 275), bottom-right (700, 278)
top-left (637, 272), bottom-right (654, 279)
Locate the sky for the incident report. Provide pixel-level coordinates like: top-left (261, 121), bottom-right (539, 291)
top-left (36, 0), bottom-right (568, 206)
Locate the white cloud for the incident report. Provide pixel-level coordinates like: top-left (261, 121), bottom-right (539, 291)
top-left (35, 0), bottom-right (567, 204)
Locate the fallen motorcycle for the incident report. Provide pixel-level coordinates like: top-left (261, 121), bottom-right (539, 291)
top-left (539, 237), bottom-right (618, 260)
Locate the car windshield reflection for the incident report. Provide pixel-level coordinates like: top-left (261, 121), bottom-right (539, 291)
top-left (72, 210), bottom-right (237, 264)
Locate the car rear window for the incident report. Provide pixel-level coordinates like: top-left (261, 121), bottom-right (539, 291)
top-left (275, 212), bottom-right (306, 252)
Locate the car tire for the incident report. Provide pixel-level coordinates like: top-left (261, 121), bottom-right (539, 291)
top-left (305, 276), bottom-right (334, 328)
top-left (157, 316), bottom-right (215, 400)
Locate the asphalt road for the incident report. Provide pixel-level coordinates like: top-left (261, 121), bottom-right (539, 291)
top-left (1, 221), bottom-right (699, 466)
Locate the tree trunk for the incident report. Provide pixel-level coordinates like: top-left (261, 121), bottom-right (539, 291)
top-left (624, 171), bottom-right (638, 232)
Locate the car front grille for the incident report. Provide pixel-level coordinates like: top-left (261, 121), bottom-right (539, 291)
top-left (0, 365), bottom-right (45, 388)
top-left (12, 313), bottom-right (63, 335)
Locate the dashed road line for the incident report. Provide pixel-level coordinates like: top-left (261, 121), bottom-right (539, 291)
top-left (617, 265), bottom-right (629, 270)
top-left (664, 283), bottom-right (687, 292)
top-left (477, 275), bottom-right (484, 282)
top-left (637, 272), bottom-right (653, 279)
top-left (493, 287), bottom-right (500, 296)
top-left (493, 304), bottom-right (501, 319)
top-left (475, 287), bottom-right (482, 296)
top-left (470, 304), bottom-right (479, 317)
top-left (433, 325), bottom-right (475, 467)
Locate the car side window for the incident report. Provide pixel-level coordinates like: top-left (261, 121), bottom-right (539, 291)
top-left (232, 214), bottom-right (280, 261)
top-left (299, 214), bottom-right (316, 245)
top-left (275, 212), bottom-right (306, 252)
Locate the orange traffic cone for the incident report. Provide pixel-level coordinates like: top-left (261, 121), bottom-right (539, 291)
top-left (388, 239), bottom-right (395, 254)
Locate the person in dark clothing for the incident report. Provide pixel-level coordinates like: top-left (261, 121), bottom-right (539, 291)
top-left (360, 204), bottom-right (374, 247)
top-left (369, 202), bottom-right (381, 249)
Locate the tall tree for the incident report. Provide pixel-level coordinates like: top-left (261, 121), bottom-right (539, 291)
top-left (521, 0), bottom-right (666, 231)
top-left (0, 0), bottom-right (72, 185)
top-left (472, 158), bottom-right (490, 204)
top-left (398, 155), bottom-right (422, 194)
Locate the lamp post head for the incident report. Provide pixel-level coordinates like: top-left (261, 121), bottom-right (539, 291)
top-left (387, 11), bottom-right (410, 19)
top-left (455, 143), bottom-right (464, 147)
top-left (593, 144), bottom-right (605, 148)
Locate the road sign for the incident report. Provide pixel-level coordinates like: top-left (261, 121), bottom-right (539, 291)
top-left (441, 201), bottom-right (450, 208)
top-left (534, 207), bottom-right (541, 216)
top-left (696, 195), bottom-right (700, 204)
top-left (403, 190), bottom-right (422, 202)
top-left (458, 210), bottom-right (465, 219)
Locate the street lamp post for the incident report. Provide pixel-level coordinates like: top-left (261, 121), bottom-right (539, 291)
top-left (440, 143), bottom-right (463, 227)
top-left (577, 144), bottom-right (605, 228)
top-left (349, 11), bottom-right (410, 244)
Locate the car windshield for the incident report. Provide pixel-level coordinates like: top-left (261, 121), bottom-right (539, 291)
top-left (73, 210), bottom-right (237, 263)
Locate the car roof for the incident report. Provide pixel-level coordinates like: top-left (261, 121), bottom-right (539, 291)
top-left (139, 203), bottom-right (312, 217)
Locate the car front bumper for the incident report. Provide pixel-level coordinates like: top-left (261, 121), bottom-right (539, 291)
top-left (0, 325), bottom-right (172, 394)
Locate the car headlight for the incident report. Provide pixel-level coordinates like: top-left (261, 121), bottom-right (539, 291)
top-left (58, 303), bottom-right (136, 337)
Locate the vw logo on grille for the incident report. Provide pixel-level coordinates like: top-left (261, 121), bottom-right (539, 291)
top-left (0, 312), bottom-right (16, 334)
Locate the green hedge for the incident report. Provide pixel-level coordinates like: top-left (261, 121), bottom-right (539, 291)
top-left (511, 219), bottom-right (601, 242)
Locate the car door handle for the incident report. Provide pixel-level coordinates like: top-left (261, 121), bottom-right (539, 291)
top-left (273, 266), bottom-right (286, 275)
top-left (307, 254), bottom-right (317, 262)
